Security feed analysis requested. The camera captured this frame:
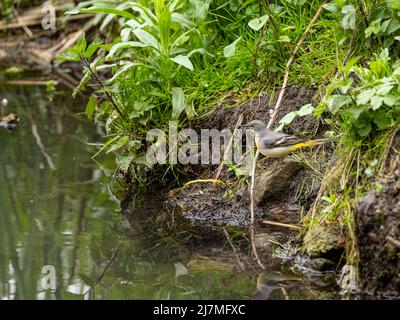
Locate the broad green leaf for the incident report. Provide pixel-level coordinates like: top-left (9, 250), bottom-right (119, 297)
top-left (370, 96), bottom-right (383, 110)
top-left (373, 110), bottom-right (391, 129)
top-left (86, 95), bottom-right (96, 119)
top-left (341, 5), bottom-right (356, 30)
top-left (107, 41), bottom-right (149, 59)
top-left (327, 95), bottom-right (351, 113)
top-left (298, 104), bottom-right (315, 116)
top-left (171, 87), bottom-right (185, 119)
top-left (170, 55), bottom-right (194, 71)
top-left (223, 36), bottom-right (242, 58)
top-left (365, 19), bottom-right (382, 38)
top-left (248, 14), bottom-right (269, 31)
top-left (356, 89), bottom-right (374, 105)
top-left (323, 2), bottom-right (339, 12)
top-left (133, 29), bottom-right (161, 50)
top-left (347, 107), bottom-right (364, 119)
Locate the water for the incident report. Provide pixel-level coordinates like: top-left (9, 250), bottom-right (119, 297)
top-left (0, 86), bottom-right (257, 300)
top-left (0, 86), bottom-right (339, 300)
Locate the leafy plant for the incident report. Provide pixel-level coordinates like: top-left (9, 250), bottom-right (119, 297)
top-left (317, 48), bottom-right (400, 138)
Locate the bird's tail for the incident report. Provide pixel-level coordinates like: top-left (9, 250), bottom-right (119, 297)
top-left (290, 139), bottom-right (329, 152)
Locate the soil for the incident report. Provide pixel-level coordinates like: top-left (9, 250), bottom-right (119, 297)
top-left (356, 133), bottom-right (400, 298)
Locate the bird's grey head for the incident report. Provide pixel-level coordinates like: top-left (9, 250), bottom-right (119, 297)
top-left (244, 120), bottom-right (267, 133)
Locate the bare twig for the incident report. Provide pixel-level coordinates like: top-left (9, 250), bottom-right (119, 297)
top-left (249, 149), bottom-right (265, 269)
top-left (261, 220), bottom-right (302, 230)
top-left (267, 1), bottom-right (327, 129)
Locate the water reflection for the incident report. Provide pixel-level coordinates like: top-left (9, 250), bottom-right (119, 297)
top-left (0, 86), bottom-right (256, 300)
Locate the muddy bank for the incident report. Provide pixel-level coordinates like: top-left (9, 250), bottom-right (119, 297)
top-left (356, 133), bottom-right (400, 298)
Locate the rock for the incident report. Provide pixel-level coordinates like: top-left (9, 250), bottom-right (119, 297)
top-left (307, 258), bottom-right (336, 272)
top-left (253, 158), bottom-right (302, 205)
top-left (303, 224), bottom-right (343, 257)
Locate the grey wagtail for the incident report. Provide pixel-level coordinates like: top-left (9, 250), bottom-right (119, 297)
top-left (244, 120), bottom-right (326, 158)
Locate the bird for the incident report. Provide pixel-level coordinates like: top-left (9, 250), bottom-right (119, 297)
top-left (0, 113), bottom-right (19, 130)
top-left (243, 120), bottom-right (326, 158)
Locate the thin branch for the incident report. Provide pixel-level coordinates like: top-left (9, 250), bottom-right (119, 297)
top-left (267, 1), bottom-right (327, 129)
top-left (222, 227), bottom-right (246, 272)
top-left (261, 220), bottom-right (302, 230)
top-left (249, 150), bottom-right (265, 269)
top-left (82, 58), bottom-right (129, 123)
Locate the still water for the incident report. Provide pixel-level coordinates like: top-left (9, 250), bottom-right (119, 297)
top-left (0, 86), bottom-right (339, 300)
top-left (0, 86), bottom-right (258, 300)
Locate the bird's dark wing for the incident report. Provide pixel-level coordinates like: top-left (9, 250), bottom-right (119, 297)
top-left (274, 134), bottom-right (305, 147)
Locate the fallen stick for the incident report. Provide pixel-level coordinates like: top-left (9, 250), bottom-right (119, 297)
top-left (261, 220), bottom-right (302, 230)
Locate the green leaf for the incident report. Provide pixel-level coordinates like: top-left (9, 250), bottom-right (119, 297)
top-left (107, 41), bottom-right (149, 59)
top-left (278, 35), bottom-right (291, 42)
top-left (76, 34), bottom-right (87, 53)
top-left (355, 112), bottom-right (372, 137)
top-left (67, 7), bottom-right (136, 20)
top-left (72, 69), bottom-right (91, 98)
top-left (347, 107), bottom-right (364, 119)
top-left (327, 95), bottom-right (351, 113)
top-left (117, 155), bottom-right (134, 173)
top-left (83, 37), bottom-right (103, 59)
top-left (323, 2), bottom-right (339, 13)
top-left (248, 14), bottom-right (269, 31)
top-left (56, 50), bottom-right (80, 62)
top-left (341, 5), bottom-right (356, 30)
top-left (370, 96), bottom-right (383, 110)
top-left (106, 62), bottom-right (144, 83)
top-left (170, 55), bottom-right (193, 71)
top-left (107, 135), bottom-right (129, 154)
top-left (298, 104), bottom-right (315, 116)
top-left (133, 29), bottom-right (160, 50)
top-left (356, 89), bottom-right (374, 105)
top-left (223, 36), bottom-right (242, 58)
top-left (86, 95), bottom-right (97, 119)
top-left (171, 87), bottom-right (185, 119)
top-left (373, 110), bottom-right (391, 129)
top-left (365, 19), bottom-right (382, 38)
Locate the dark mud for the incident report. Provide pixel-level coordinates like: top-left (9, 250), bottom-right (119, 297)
top-left (167, 86), bottom-right (328, 228)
